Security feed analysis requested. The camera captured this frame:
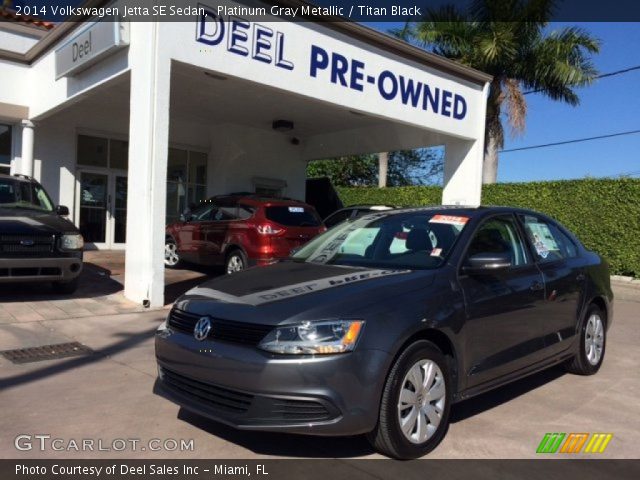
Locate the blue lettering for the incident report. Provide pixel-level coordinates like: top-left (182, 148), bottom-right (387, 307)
top-left (422, 85), bottom-right (439, 113)
top-left (453, 94), bottom-right (467, 119)
top-left (252, 24), bottom-right (273, 64)
top-left (275, 32), bottom-right (294, 70)
top-left (399, 75), bottom-right (422, 107)
top-left (441, 90), bottom-right (453, 117)
top-left (310, 45), bottom-right (329, 77)
top-left (350, 59), bottom-right (365, 91)
top-left (378, 70), bottom-right (398, 100)
top-left (228, 17), bottom-right (249, 57)
top-left (196, 9), bottom-right (224, 46)
top-left (331, 52), bottom-right (349, 87)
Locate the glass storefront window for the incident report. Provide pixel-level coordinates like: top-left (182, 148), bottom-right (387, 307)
top-left (166, 149), bottom-right (208, 224)
top-left (167, 148), bottom-right (188, 182)
top-left (110, 139), bottom-right (129, 170)
top-left (0, 124), bottom-right (12, 174)
top-left (77, 135), bottom-right (108, 168)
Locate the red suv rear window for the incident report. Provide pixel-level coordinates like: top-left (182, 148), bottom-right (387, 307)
top-left (265, 206), bottom-right (320, 227)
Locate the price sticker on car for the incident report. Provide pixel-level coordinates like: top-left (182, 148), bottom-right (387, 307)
top-left (288, 207), bottom-right (304, 213)
top-left (429, 214), bottom-right (469, 226)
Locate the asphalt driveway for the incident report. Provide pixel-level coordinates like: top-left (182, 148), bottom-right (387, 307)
top-left (0, 300), bottom-right (638, 459)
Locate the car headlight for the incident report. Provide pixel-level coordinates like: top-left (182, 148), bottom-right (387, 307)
top-left (59, 233), bottom-right (84, 251)
top-left (258, 320), bottom-right (364, 355)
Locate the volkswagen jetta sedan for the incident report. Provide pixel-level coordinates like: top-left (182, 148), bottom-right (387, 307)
top-left (154, 206), bottom-right (612, 459)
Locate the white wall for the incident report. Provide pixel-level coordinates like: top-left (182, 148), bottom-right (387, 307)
top-left (208, 123), bottom-right (306, 200)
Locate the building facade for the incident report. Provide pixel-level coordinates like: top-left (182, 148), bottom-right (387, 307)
top-left (0, 0), bottom-right (491, 307)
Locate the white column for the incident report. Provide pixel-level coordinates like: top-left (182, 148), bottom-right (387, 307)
top-left (123, 22), bottom-right (170, 308)
top-left (20, 120), bottom-right (35, 177)
top-left (442, 81), bottom-right (489, 206)
top-left (442, 139), bottom-right (483, 206)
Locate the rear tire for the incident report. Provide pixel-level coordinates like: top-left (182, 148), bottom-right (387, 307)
top-left (52, 277), bottom-right (79, 294)
top-left (164, 238), bottom-right (182, 269)
top-left (225, 249), bottom-right (247, 274)
top-left (367, 340), bottom-right (451, 459)
top-left (565, 304), bottom-right (606, 375)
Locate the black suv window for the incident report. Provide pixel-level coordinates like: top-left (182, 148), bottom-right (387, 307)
top-left (0, 178), bottom-right (54, 212)
top-left (520, 215), bottom-right (578, 262)
top-left (265, 206), bottom-right (320, 227)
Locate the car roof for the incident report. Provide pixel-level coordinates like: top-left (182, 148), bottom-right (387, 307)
top-left (0, 174), bottom-right (34, 183)
top-left (207, 194), bottom-right (315, 208)
top-left (366, 205), bottom-right (544, 218)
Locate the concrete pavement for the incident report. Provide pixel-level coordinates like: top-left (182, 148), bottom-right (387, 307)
top-left (0, 298), bottom-right (638, 459)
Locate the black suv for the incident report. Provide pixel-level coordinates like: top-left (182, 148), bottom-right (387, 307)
top-left (0, 174), bottom-right (84, 293)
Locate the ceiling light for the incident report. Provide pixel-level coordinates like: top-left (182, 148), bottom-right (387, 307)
top-left (272, 120), bottom-right (294, 132)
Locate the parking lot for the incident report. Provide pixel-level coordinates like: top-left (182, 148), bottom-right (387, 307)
top-left (0, 278), bottom-right (638, 459)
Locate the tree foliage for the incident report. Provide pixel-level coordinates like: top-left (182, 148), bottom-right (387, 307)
top-left (307, 149), bottom-right (443, 187)
top-left (393, 0), bottom-right (600, 182)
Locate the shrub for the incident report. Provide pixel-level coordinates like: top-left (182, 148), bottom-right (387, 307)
top-left (337, 178), bottom-right (640, 277)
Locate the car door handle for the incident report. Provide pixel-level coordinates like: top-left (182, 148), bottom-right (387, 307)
top-left (530, 281), bottom-right (544, 292)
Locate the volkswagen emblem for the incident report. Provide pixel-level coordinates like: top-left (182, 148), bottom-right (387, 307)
top-left (193, 317), bottom-right (212, 341)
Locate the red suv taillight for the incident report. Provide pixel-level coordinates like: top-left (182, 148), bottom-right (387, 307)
top-left (256, 223), bottom-right (283, 235)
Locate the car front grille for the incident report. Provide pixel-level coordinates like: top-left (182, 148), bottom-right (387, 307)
top-left (168, 308), bottom-right (273, 345)
top-left (160, 367), bottom-right (254, 414)
top-left (0, 234), bottom-right (55, 256)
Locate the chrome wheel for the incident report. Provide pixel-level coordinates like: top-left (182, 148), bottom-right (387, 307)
top-left (397, 359), bottom-right (446, 444)
top-left (585, 313), bottom-right (604, 365)
top-left (164, 241), bottom-right (179, 267)
top-left (226, 254), bottom-right (244, 274)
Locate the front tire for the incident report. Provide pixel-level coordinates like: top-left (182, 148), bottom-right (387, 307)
top-left (225, 249), bottom-right (247, 274)
top-left (565, 304), bottom-right (606, 375)
top-left (164, 238), bottom-right (182, 268)
top-left (368, 340), bottom-right (451, 459)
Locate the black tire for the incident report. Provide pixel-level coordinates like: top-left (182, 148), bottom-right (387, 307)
top-left (367, 340), bottom-right (452, 459)
top-left (52, 277), bottom-right (79, 294)
top-left (164, 237), bottom-right (182, 269)
top-left (225, 249), bottom-right (247, 274)
top-left (565, 304), bottom-right (606, 375)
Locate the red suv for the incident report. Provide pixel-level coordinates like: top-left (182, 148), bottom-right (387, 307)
top-left (165, 194), bottom-right (325, 273)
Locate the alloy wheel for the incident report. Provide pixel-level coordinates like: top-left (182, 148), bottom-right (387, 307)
top-left (585, 313), bottom-right (604, 365)
top-left (226, 254), bottom-right (244, 274)
top-left (397, 359), bottom-right (446, 444)
top-left (165, 242), bottom-right (179, 267)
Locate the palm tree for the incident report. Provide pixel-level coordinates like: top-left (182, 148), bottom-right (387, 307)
top-left (378, 152), bottom-right (389, 187)
top-left (395, 0), bottom-right (600, 183)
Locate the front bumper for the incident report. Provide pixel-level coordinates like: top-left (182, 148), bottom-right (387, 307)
top-left (154, 323), bottom-right (390, 436)
top-left (0, 255), bottom-right (82, 283)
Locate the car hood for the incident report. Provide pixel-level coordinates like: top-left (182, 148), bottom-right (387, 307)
top-left (174, 261), bottom-right (435, 326)
top-left (0, 207), bottom-right (78, 234)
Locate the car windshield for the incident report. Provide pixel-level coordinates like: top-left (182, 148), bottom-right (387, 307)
top-left (291, 211), bottom-right (470, 270)
top-left (265, 205), bottom-right (321, 227)
top-left (0, 178), bottom-right (54, 212)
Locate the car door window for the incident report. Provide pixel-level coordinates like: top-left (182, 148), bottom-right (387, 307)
top-left (325, 209), bottom-right (352, 228)
top-left (520, 215), bottom-right (577, 262)
top-left (190, 203), bottom-right (216, 221)
top-left (213, 199), bottom-right (238, 221)
top-left (466, 216), bottom-right (529, 267)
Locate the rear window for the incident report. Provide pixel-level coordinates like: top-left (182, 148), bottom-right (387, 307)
top-left (265, 206), bottom-right (320, 227)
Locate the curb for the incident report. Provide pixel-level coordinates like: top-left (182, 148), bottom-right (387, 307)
top-left (611, 275), bottom-right (640, 303)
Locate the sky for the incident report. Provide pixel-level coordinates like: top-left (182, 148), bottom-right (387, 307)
top-left (364, 22), bottom-right (640, 183)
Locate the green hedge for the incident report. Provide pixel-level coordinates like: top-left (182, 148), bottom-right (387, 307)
top-left (337, 178), bottom-right (640, 277)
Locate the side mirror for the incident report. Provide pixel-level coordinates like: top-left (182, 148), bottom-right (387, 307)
top-left (56, 205), bottom-right (70, 216)
top-left (462, 252), bottom-right (511, 274)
